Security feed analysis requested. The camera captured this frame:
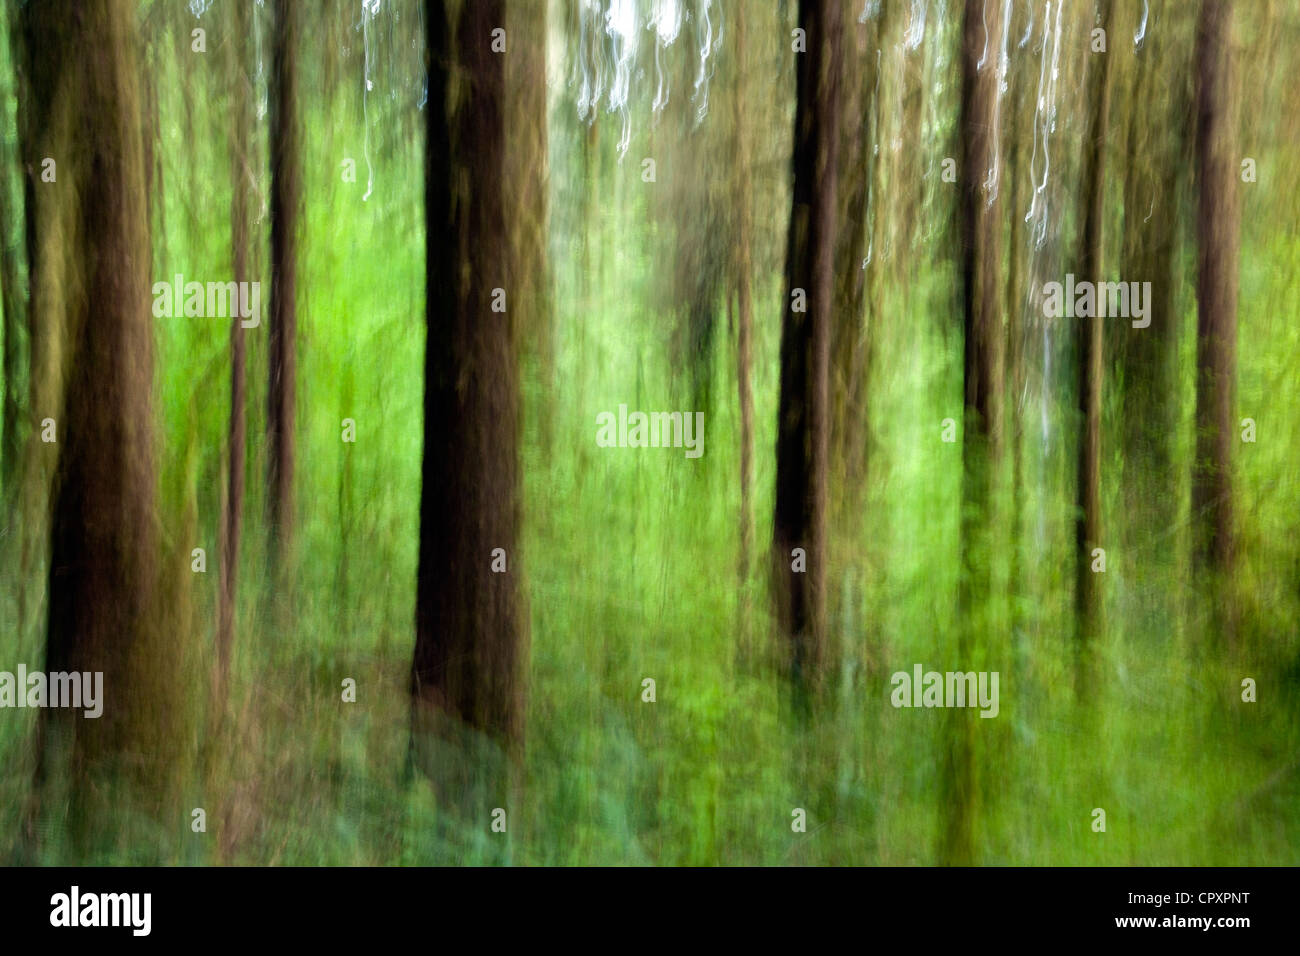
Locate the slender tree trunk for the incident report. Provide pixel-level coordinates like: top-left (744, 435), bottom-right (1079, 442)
top-left (958, 12), bottom-right (1004, 463)
top-left (1191, 0), bottom-right (1239, 629)
top-left (849, 3), bottom-right (890, 489)
top-left (773, 0), bottom-right (841, 700)
top-left (944, 0), bottom-right (1005, 866)
top-left (267, 0), bottom-right (299, 563)
top-left (217, 0), bottom-right (252, 708)
top-left (1074, 0), bottom-right (1115, 676)
top-left (830, 6), bottom-right (868, 488)
top-left (413, 0), bottom-right (528, 758)
top-left (1005, 0), bottom-right (1032, 650)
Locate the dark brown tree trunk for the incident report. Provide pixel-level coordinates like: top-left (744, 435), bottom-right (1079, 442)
top-left (1192, 0), bottom-right (1239, 585)
top-left (944, 0), bottom-right (1006, 866)
top-left (23, 0), bottom-right (158, 796)
top-left (958, 12), bottom-right (1004, 463)
top-left (1074, 0), bottom-right (1115, 672)
top-left (217, 0), bottom-right (252, 708)
top-left (413, 0), bottom-right (527, 755)
top-left (267, 0), bottom-right (299, 563)
top-left (830, 11), bottom-right (866, 423)
top-left (773, 0), bottom-right (841, 700)
top-left (1005, 0), bottom-right (1033, 651)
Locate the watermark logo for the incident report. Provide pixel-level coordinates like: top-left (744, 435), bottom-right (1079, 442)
top-left (1042, 273), bottom-right (1151, 328)
top-left (890, 664), bottom-right (999, 718)
top-left (50, 887), bottom-right (150, 936)
top-left (152, 273), bottom-right (260, 328)
top-left (596, 404), bottom-right (704, 459)
top-left (0, 665), bottom-right (102, 718)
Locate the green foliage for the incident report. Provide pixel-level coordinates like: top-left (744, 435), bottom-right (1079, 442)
top-left (0, 0), bottom-right (1296, 866)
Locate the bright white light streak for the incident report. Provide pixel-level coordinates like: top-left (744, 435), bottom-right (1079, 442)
top-left (985, 0), bottom-right (1012, 205)
top-left (692, 0), bottom-right (714, 122)
top-left (605, 0), bottom-right (638, 158)
top-left (416, 1), bottom-right (427, 110)
top-left (361, 0), bottom-right (379, 201)
top-left (977, 0), bottom-right (989, 70)
top-left (649, 0), bottom-right (681, 114)
top-left (1018, 0), bottom-right (1034, 48)
top-left (903, 0), bottom-right (926, 50)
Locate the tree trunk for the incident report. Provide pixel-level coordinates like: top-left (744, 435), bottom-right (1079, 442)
top-left (832, 1), bottom-right (879, 495)
top-left (22, 0), bottom-right (159, 803)
top-left (1074, 0), bottom-right (1115, 673)
top-left (945, 0), bottom-right (1006, 866)
top-left (267, 0), bottom-right (299, 563)
top-left (413, 0), bottom-right (528, 758)
top-left (1192, 0), bottom-right (1239, 580)
top-left (1005, 0), bottom-right (1031, 652)
top-left (773, 0), bottom-right (841, 700)
top-left (217, 0), bottom-right (252, 708)
top-left (1191, 0), bottom-right (1240, 647)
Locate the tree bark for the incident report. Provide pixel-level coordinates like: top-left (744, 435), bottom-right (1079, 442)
top-left (413, 0), bottom-right (528, 755)
top-left (1192, 0), bottom-right (1239, 583)
top-left (217, 0), bottom-right (252, 707)
top-left (267, 0), bottom-right (299, 563)
top-left (22, 0), bottom-right (159, 797)
top-left (945, 0), bottom-right (1006, 866)
top-left (773, 0), bottom-right (841, 699)
top-left (1074, 0), bottom-right (1115, 670)
top-left (1004, 0), bottom-right (1030, 644)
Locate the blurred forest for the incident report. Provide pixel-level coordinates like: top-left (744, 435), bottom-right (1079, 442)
top-left (0, 0), bottom-right (1298, 865)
